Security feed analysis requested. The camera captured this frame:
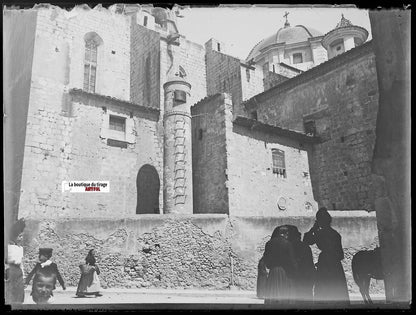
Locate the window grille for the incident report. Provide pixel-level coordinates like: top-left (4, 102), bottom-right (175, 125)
top-left (272, 149), bottom-right (286, 178)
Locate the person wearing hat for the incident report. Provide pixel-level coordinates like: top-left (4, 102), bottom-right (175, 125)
top-left (25, 247), bottom-right (66, 298)
top-left (303, 207), bottom-right (349, 305)
top-left (5, 218), bottom-right (26, 304)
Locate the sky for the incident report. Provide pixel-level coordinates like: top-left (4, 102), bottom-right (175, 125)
top-left (176, 5), bottom-right (372, 61)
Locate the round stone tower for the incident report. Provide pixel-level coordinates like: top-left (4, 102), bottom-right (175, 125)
top-left (162, 76), bottom-right (193, 214)
top-left (322, 14), bottom-right (368, 59)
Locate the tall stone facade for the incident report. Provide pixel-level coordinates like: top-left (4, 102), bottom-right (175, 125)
top-left (244, 42), bottom-right (379, 211)
top-left (4, 5), bottom-right (390, 295)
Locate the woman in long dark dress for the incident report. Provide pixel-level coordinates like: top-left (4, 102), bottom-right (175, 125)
top-left (263, 225), bottom-right (298, 304)
top-left (303, 207), bottom-right (350, 305)
top-left (286, 225), bottom-right (315, 304)
top-left (76, 249), bottom-right (102, 297)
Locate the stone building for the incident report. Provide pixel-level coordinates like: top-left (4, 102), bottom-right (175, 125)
top-left (4, 5), bottom-right (382, 294)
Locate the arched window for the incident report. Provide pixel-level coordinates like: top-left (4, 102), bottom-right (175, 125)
top-left (175, 66), bottom-right (187, 79)
top-left (83, 32), bottom-right (103, 93)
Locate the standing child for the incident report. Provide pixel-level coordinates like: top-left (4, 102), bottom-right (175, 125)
top-left (30, 269), bottom-right (58, 304)
top-left (25, 248), bottom-right (66, 298)
top-left (76, 249), bottom-right (102, 297)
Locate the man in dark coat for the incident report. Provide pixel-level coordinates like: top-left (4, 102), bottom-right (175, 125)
top-left (285, 224), bottom-right (315, 304)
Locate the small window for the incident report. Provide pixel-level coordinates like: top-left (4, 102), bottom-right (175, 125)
top-left (272, 64), bottom-right (275, 73)
top-left (304, 120), bottom-right (316, 136)
top-left (293, 53), bottom-right (303, 64)
top-left (83, 33), bottom-right (103, 93)
top-left (143, 16), bottom-right (148, 27)
top-left (250, 110), bottom-right (258, 120)
top-left (198, 129), bottom-right (203, 140)
top-left (336, 45), bottom-right (342, 51)
top-left (109, 115), bottom-right (126, 132)
top-left (217, 43), bottom-right (221, 52)
top-left (246, 68), bottom-right (251, 82)
top-left (272, 149), bottom-right (286, 178)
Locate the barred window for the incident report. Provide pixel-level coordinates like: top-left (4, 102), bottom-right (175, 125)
top-left (109, 115), bottom-right (126, 132)
top-left (272, 149), bottom-right (286, 178)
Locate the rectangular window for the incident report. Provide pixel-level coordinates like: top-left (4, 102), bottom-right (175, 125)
top-left (217, 43), bottom-right (221, 52)
top-left (109, 115), bottom-right (126, 132)
top-left (84, 40), bottom-right (98, 93)
top-left (246, 68), bottom-right (251, 82)
top-left (293, 53), bottom-right (303, 64)
top-left (143, 15), bottom-right (148, 27)
top-left (304, 120), bottom-right (316, 136)
top-left (272, 149), bottom-right (286, 178)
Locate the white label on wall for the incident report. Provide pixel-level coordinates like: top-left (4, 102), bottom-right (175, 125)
top-left (62, 181), bottom-right (110, 193)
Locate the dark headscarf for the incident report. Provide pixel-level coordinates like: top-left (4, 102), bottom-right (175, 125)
top-left (271, 225), bottom-right (289, 239)
top-left (285, 225), bottom-right (302, 242)
top-left (85, 249), bottom-right (96, 266)
top-left (316, 207), bottom-right (332, 227)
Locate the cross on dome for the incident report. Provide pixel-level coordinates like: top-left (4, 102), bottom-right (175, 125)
top-left (284, 11), bottom-right (290, 27)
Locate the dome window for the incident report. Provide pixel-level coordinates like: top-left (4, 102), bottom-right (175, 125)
top-left (293, 53), bottom-right (303, 64)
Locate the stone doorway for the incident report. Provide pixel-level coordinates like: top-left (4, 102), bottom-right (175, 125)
top-left (136, 164), bottom-right (160, 214)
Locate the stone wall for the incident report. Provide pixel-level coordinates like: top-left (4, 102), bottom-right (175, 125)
top-left (191, 94), bottom-right (229, 214)
top-left (130, 17), bottom-right (161, 109)
top-left (3, 9), bottom-right (38, 238)
top-left (159, 37), bottom-right (207, 111)
top-left (240, 65), bottom-right (264, 102)
top-left (205, 48), bottom-right (243, 116)
top-left (19, 92), bottom-right (162, 218)
top-left (227, 123), bottom-right (317, 216)
top-left (21, 213), bottom-right (383, 296)
top-left (245, 42), bottom-right (379, 211)
top-left (16, 6), bottom-right (164, 219)
top-left (263, 71), bottom-right (290, 91)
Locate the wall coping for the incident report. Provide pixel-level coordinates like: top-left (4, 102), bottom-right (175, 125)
top-left (69, 88), bottom-right (160, 119)
top-left (244, 40), bottom-right (374, 108)
top-left (23, 211), bottom-right (375, 222)
top-left (233, 115), bottom-right (321, 144)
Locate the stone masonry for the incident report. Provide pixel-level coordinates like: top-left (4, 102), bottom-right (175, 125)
top-left (21, 213), bottom-right (382, 295)
top-left (244, 42), bottom-right (379, 211)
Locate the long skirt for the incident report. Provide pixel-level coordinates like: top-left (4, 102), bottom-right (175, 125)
top-left (76, 271), bottom-right (101, 296)
top-left (257, 258), bottom-right (268, 298)
top-left (314, 255), bottom-right (350, 305)
top-left (264, 266), bottom-right (294, 304)
top-left (5, 264), bottom-right (25, 304)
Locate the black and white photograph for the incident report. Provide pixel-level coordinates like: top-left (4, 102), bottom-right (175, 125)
top-left (3, 3), bottom-right (411, 310)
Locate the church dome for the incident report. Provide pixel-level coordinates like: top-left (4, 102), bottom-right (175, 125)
top-left (246, 25), bottom-right (323, 62)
